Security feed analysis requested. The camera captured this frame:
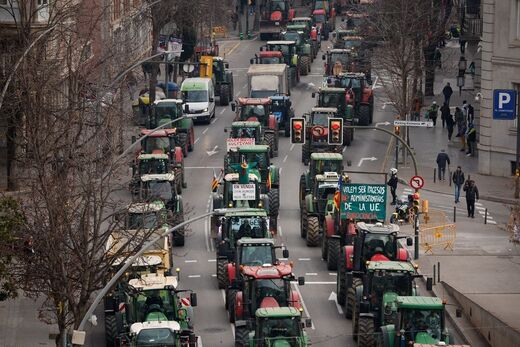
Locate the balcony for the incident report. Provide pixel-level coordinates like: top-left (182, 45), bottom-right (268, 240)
top-left (459, 0), bottom-right (482, 42)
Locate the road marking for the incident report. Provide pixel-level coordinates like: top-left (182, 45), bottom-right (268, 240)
top-left (291, 283), bottom-right (315, 329)
top-left (298, 258), bottom-right (311, 261)
top-left (185, 260), bottom-right (198, 263)
top-left (202, 128), bottom-right (208, 135)
top-left (277, 225), bottom-right (283, 237)
top-left (211, 274), bottom-right (217, 277)
top-left (305, 273), bottom-right (318, 276)
top-left (220, 108), bottom-right (226, 115)
top-left (305, 281), bottom-right (336, 285)
top-left (185, 166), bottom-right (223, 169)
top-left (226, 42), bottom-right (241, 56)
top-left (211, 118), bottom-right (218, 124)
top-left (279, 167), bottom-right (283, 174)
top-left (194, 137), bottom-right (200, 144)
top-left (188, 275), bottom-right (201, 278)
top-left (357, 156), bottom-right (377, 167)
top-left (242, 84), bottom-right (247, 90)
top-left (403, 188), bottom-right (414, 192)
top-left (329, 273), bottom-right (337, 276)
top-left (476, 206), bottom-right (486, 210)
top-left (208, 259), bottom-right (216, 262)
top-left (475, 202), bottom-right (483, 206)
top-left (342, 146), bottom-right (346, 153)
top-left (328, 291), bottom-right (344, 315)
top-left (372, 75), bottom-right (379, 89)
top-left (283, 154), bottom-right (288, 162)
top-left (487, 220), bottom-right (497, 224)
top-left (290, 144), bottom-right (295, 151)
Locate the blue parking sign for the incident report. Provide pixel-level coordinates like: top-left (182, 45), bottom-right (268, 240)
top-left (493, 89), bottom-right (517, 120)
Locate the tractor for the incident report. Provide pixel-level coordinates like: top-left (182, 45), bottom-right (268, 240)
top-left (214, 210), bottom-right (272, 289)
top-left (301, 107), bottom-right (343, 165)
top-left (291, 17), bottom-right (320, 56)
top-left (378, 296), bottom-right (455, 347)
top-left (135, 129), bottom-right (186, 190)
top-left (312, 87), bottom-right (355, 145)
top-left (299, 152), bottom-right (343, 209)
top-left (331, 28), bottom-right (358, 49)
top-left (283, 24), bottom-right (314, 68)
top-left (151, 99), bottom-right (195, 156)
top-left (232, 98), bottom-right (279, 156)
top-left (244, 307), bottom-right (311, 346)
top-left (321, 72), bottom-right (374, 126)
top-left (312, 9), bottom-right (333, 40)
top-left (259, 0), bottom-right (295, 41)
top-left (322, 48), bottom-right (355, 76)
top-left (352, 261), bottom-right (419, 347)
top-left (270, 94), bottom-right (294, 137)
top-left (229, 263), bottom-right (305, 346)
top-left (226, 121), bottom-right (264, 148)
top-left (337, 35), bottom-right (373, 79)
top-left (211, 56), bottom-right (234, 106)
top-left (336, 222), bottom-right (413, 319)
top-left (130, 154), bottom-right (172, 193)
top-left (250, 50), bottom-right (286, 65)
top-left (264, 41), bottom-right (300, 87)
top-left (300, 172), bottom-right (340, 247)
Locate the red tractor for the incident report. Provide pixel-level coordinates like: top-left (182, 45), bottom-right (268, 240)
top-left (250, 51), bottom-right (286, 65)
top-left (260, 0), bottom-right (296, 41)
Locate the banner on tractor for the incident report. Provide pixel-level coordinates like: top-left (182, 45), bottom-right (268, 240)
top-left (226, 138), bottom-right (255, 151)
top-left (340, 183), bottom-right (387, 220)
top-left (232, 184), bottom-right (256, 200)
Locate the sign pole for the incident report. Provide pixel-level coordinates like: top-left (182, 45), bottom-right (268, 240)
top-left (516, 106), bottom-right (520, 198)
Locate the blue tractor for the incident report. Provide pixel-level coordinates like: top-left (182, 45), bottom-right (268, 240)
top-left (270, 95), bottom-right (294, 137)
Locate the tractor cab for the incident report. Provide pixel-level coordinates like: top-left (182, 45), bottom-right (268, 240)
top-left (265, 41), bottom-right (298, 68)
top-left (229, 121), bottom-right (262, 144)
top-left (312, 172), bottom-right (340, 214)
top-left (136, 173), bottom-right (181, 212)
top-left (150, 99), bottom-right (183, 128)
top-left (282, 27), bottom-right (305, 45)
top-left (123, 202), bottom-right (168, 231)
top-left (217, 211), bottom-right (271, 254)
top-left (309, 107), bottom-right (337, 127)
top-left (332, 29), bottom-right (358, 48)
top-left (129, 320), bottom-right (198, 347)
top-left (252, 51), bottom-right (285, 65)
top-left (236, 238), bottom-right (278, 268)
top-left (233, 98), bottom-right (272, 125)
top-left (341, 35), bottom-right (364, 50)
top-left (269, 95), bottom-right (293, 134)
top-left (133, 154), bottom-right (170, 177)
top-left (254, 307), bottom-right (308, 344)
top-left (345, 11), bottom-right (368, 30)
top-left (225, 145), bottom-right (272, 183)
top-left (323, 48), bottom-right (353, 76)
top-left (310, 153), bottom-right (343, 177)
top-left (290, 18), bottom-right (312, 35)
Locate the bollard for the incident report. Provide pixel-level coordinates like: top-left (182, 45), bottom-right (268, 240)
top-left (240, 32), bottom-right (244, 40)
top-left (437, 261), bottom-right (441, 283)
top-left (449, 169), bottom-right (452, 186)
top-left (453, 206), bottom-right (456, 222)
top-left (247, 31), bottom-right (252, 39)
top-left (433, 168), bottom-right (436, 183)
top-left (484, 208), bottom-right (488, 224)
top-left (426, 277), bottom-right (433, 291)
top-left (433, 265), bottom-right (436, 285)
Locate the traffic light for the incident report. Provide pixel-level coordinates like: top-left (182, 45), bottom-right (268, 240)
top-left (328, 118), bottom-right (343, 145)
top-left (394, 125), bottom-right (401, 136)
top-left (412, 192), bottom-right (420, 214)
top-left (290, 118), bottom-right (306, 144)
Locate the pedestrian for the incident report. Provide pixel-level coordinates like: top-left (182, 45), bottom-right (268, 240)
top-left (452, 166), bottom-right (465, 203)
top-left (467, 103), bottom-right (474, 123)
top-left (446, 111), bottom-right (455, 141)
top-left (434, 48), bottom-right (442, 68)
top-left (428, 101), bottom-right (439, 126)
top-left (462, 100), bottom-right (469, 125)
top-left (466, 122), bottom-right (477, 156)
top-left (231, 9), bottom-right (239, 31)
top-left (436, 149), bottom-right (450, 181)
top-left (454, 107), bottom-right (464, 136)
top-left (459, 121), bottom-right (467, 152)
top-left (463, 179), bottom-right (479, 218)
top-left (440, 102), bottom-right (450, 128)
top-left (387, 168), bottom-right (398, 205)
top-left (413, 97), bottom-right (421, 121)
top-left (442, 82), bottom-right (453, 106)
top-left (459, 37), bottom-right (466, 54)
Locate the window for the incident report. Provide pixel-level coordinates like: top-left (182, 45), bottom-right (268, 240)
top-left (0, 0), bottom-right (8, 6)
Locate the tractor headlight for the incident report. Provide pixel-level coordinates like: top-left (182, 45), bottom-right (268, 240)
top-left (203, 108), bottom-right (209, 112)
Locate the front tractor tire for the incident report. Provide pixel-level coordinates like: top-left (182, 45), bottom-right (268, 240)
top-left (220, 84), bottom-right (231, 106)
top-left (326, 237), bottom-right (340, 270)
top-left (306, 215), bottom-right (320, 247)
top-left (268, 189), bottom-right (280, 221)
top-left (217, 259), bottom-right (228, 289)
top-left (300, 56), bottom-right (311, 76)
top-left (358, 316), bottom-right (377, 347)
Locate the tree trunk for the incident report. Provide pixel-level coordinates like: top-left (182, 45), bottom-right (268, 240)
top-left (423, 45), bottom-right (436, 96)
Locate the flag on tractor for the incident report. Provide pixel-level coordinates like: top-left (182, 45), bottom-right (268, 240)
top-left (211, 170), bottom-right (219, 192)
top-left (334, 190), bottom-right (340, 210)
top-left (267, 171), bottom-right (272, 190)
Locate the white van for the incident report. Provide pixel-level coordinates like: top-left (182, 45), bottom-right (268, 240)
top-left (180, 77), bottom-right (215, 124)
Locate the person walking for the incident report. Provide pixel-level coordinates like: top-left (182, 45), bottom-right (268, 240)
top-left (442, 82), bottom-right (453, 106)
top-left (387, 168), bottom-right (398, 205)
top-left (231, 9), bottom-right (239, 31)
top-left (463, 179), bottom-right (479, 218)
top-left (454, 107), bottom-right (464, 136)
top-left (467, 103), bottom-right (474, 123)
top-left (428, 101), bottom-right (439, 126)
top-left (446, 111), bottom-right (455, 141)
top-left (440, 102), bottom-right (450, 128)
top-left (452, 166), bottom-right (465, 203)
top-left (436, 149), bottom-right (450, 181)
top-left (466, 123), bottom-right (477, 156)
top-left (459, 37), bottom-right (467, 54)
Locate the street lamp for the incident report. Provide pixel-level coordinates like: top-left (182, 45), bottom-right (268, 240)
top-left (457, 56), bottom-right (467, 95)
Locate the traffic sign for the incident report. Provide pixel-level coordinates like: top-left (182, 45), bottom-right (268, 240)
top-left (493, 89), bottom-right (517, 120)
top-left (340, 184), bottom-right (387, 220)
top-left (393, 120), bottom-right (433, 127)
top-left (409, 175), bottom-right (424, 189)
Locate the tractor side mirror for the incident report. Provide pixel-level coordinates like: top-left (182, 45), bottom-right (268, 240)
top-left (224, 128), bottom-right (228, 133)
top-left (231, 102), bottom-right (236, 111)
top-left (209, 97), bottom-right (214, 102)
top-left (184, 104), bottom-right (189, 113)
top-left (406, 237), bottom-right (413, 246)
top-left (311, 92), bottom-right (315, 98)
top-left (305, 318), bottom-right (312, 328)
top-left (190, 292), bottom-right (198, 307)
top-left (298, 276), bottom-right (305, 286)
top-left (225, 62), bottom-right (229, 68)
top-left (322, 54), bottom-right (326, 60)
top-left (282, 249), bottom-right (289, 258)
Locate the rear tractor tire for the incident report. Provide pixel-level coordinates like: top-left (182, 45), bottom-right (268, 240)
top-left (217, 259), bottom-right (228, 289)
top-left (306, 215), bottom-right (320, 247)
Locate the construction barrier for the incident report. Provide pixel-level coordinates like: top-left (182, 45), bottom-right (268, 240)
top-left (419, 223), bottom-right (456, 254)
top-left (212, 26), bottom-right (228, 38)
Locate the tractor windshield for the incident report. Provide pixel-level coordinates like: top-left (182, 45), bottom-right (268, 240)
top-left (315, 160), bottom-right (342, 174)
top-left (401, 308), bottom-right (443, 342)
top-left (232, 127), bottom-right (258, 139)
top-left (313, 14), bottom-right (326, 23)
top-left (238, 152), bottom-right (268, 169)
top-left (370, 272), bottom-right (412, 303)
top-left (363, 233), bottom-right (396, 260)
top-left (320, 93), bottom-right (344, 109)
top-left (134, 289), bottom-right (174, 322)
top-left (260, 56), bottom-right (283, 64)
top-left (284, 32), bottom-right (301, 44)
top-left (240, 105), bottom-right (267, 122)
top-left (268, 44), bottom-right (290, 58)
top-left (144, 181), bottom-right (173, 201)
top-left (254, 279), bottom-right (288, 308)
top-left (154, 104), bottom-right (181, 120)
top-left (270, 1), bottom-right (286, 12)
top-left (240, 245), bottom-right (274, 266)
top-left (331, 53), bottom-right (349, 66)
top-left (136, 328), bottom-right (176, 347)
top-left (182, 90), bottom-right (208, 103)
top-left (344, 39), bottom-right (362, 49)
top-left (260, 317), bottom-right (301, 341)
top-left (312, 113), bottom-right (330, 126)
top-left (230, 216), bottom-right (267, 242)
top-left (139, 159), bottom-right (169, 175)
top-left (128, 212), bottom-right (159, 229)
top-left (337, 77), bottom-right (361, 90)
top-left (143, 137), bottom-right (172, 154)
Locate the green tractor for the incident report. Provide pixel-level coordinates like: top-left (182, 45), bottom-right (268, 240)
top-left (378, 296), bottom-right (454, 347)
top-left (291, 17), bottom-right (320, 57)
top-left (214, 210), bottom-right (272, 289)
top-left (264, 40), bottom-right (300, 87)
top-left (312, 87), bottom-right (355, 146)
top-left (352, 261), bottom-right (419, 347)
top-left (245, 307), bottom-right (311, 346)
top-left (226, 121), bottom-right (276, 158)
top-left (302, 107), bottom-right (344, 165)
top-left (212, 56), bottom-right (234, 106)
top-left (150, 99), bottom-right (195, 156)
top-left (300, 171), bottom-right (340, 247)
top-left (331, 28), bottom-right (359, 49)
top-left (282, 26), bottom-right (313, 75)
top-left (130, 154), bottom-right (173, 193)
top-left (299, 152), bottom-right (343, 209)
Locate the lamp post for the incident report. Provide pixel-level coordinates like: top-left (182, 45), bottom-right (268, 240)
top-left (457, 56), bottom-right (467, 96)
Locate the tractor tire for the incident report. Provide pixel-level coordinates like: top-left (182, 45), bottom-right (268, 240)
top-left (378, 327), bottom-right (391, 347)
top-left (217, 258), bottom-right (228, 289)
top-left (306, 216), bottom-right (320, 247)
top-left (234, 325), bottom-right (249, 347)
top-left (300, 205), bottom-right (308, 238)
top-left (302, 144), bottom-right (310, 165)
top-left (174, 167), bottom-right (183, 193)
top-left (321, 233), bottom-right (328, 260)
top-left (299, 175), bottom-right (306, 210)
top-left (268, 189), bottom-right (280, 220)
top-left (178, 133), bottom-right (188, 158)
top-left (327, 237), bottom-right (340, 271)
top-left (358, 316), bottom-right (377, 347)
top-left (104, 314), bottom-right (117, 347)
top-left (220, 84), bottom-right (230, 106)
top-left (265, 133), bottom-right (276, 158)
top-left (343, 126), bottom-right (352, 146)
top-left (300, 56), bottom-right (311, 76)
top-left (228, 290), bottom-right (236, 323)
top-left (337, 252), bottom-right (347, 306)
top-left (358, 105), bottom-right (371, 126)
top-left (346, 278), bottom-right (362, 319)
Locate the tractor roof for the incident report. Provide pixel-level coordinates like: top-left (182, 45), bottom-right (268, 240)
top-left (320, 86), bottom-right (347, 93)
top-left (237, 237), bottom-right (275, 246)
top-left (259, 51), bottom-right (283, 58)
top-left (312, 107), bottom-right (338, 113)
top-left (242, 263), bottom-right (293, 279)
top-left (269, 95), bottom-right (289, 101)
top-left (128, 272), bottom-right (178, 290)
top-left (112, 254), bottom-right (163, 267)
top-left (396, 296), bottom-right (444, 310)
top-left (212, 56), bottom-right (225, 61)
top-left (236, 144), bottom-right (270, 153)
top-left (342, 35), bottom-right (364, 40)
top-left (140, 173), bottom-right (175, 182)
top-left (315, 171), bottom-right (340, 183)
top-left (256, 307), bottom-right (301, 318)
top-left (267, 40), bottom-right (296, 45)
top-left (140, 128), bottom-right (177, 137)
top-left (292, 17), bottom-right (312, 22)
top-left (356, 222), bottom-right (400, 233)
top-left (154, 99), bottom-right (183, 105)
top-left (367, 261), bottom-right (416, 273)
top-left (337, 72), bottom-right (366, 78)
top-left (224, 172), bottom-right (259, 182)
top-left (238, 97), bottom-right (272, 105)
top-left (224, 209), bottom-right (268, 217)
top-left (313, 9), bottom-right (326, 15)
top-left (310, 152), bottom-right (343, 161)
top-left (128, 201), bottom-right (165, 213)
top-left (130, 321), bottom-right (181, 335)
top-left (330, 48), bottom-right (351, 53)
top-left (137, 153), bottom-right (169, 160)
top-left (232, 121), bottom-right (261, 127)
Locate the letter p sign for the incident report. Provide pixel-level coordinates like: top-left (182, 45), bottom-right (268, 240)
top-left (498, 93), bottom-right (511, 108)
top-left (493, 89), bottom-right (517, 120)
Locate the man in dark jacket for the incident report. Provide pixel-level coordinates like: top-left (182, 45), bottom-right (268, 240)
top-left (452, 166), bottom-right (465, 203)
top-left (387, 168), bottom-right (398, 205)
top-left (442, 82), bottom-right (453, 106)
top-left (440, 102), bottom-right (450, 128)
top-left (463, 179), bottom-right (479, 218)
top-left (436, 149), bottom-right (450, 180)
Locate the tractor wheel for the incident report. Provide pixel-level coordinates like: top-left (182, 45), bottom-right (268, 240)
top-left (104, 314), bottom-right (117, 347)
top-left (302, 144), bottom-right (310, 165)
top-left (220, 84), bottom-right (230, 106)
top-left (358, 105), bottom-right (371, 126)
top-left (300, 56), bottom-right (311, 76)
top-left (346, 278), bottom-right (362, 319)
top-left (321, 233), bottom-right (328, 260)
top-left (226, 289), bottom-right (236, 312)
top-left (265, 133), bottom-right (276, 158)
top-left (268, 189), bottom-right (280, 220)
top-left (172, 215), bottom-right (185, 247)
top-left (327, 237), bottom-right (340, 271)
top-left (234, 325), bottom-right (249, 347)
top-left (358, 316), bottom-right (377, 347)
top-left (306, 216), bottom-right (320, 247)
top-left (174, 167), bottom-right (183, 193)
top-left (343, 126), bottom-right (352, 146)
top-left (228, 290), bottom-right (236, 323)
top-left (217, 258), bottom-right (228, 289)
top-left (300, 205), bottom-right (308, 238)
top-left (337, 251), bottom-right (347, 306)
top-left (352, 302), bottom-right (359, 341)
top-left (299, 175), bottom-right (306, 210)
top-left (178, 133), bottom-right (188, 158)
